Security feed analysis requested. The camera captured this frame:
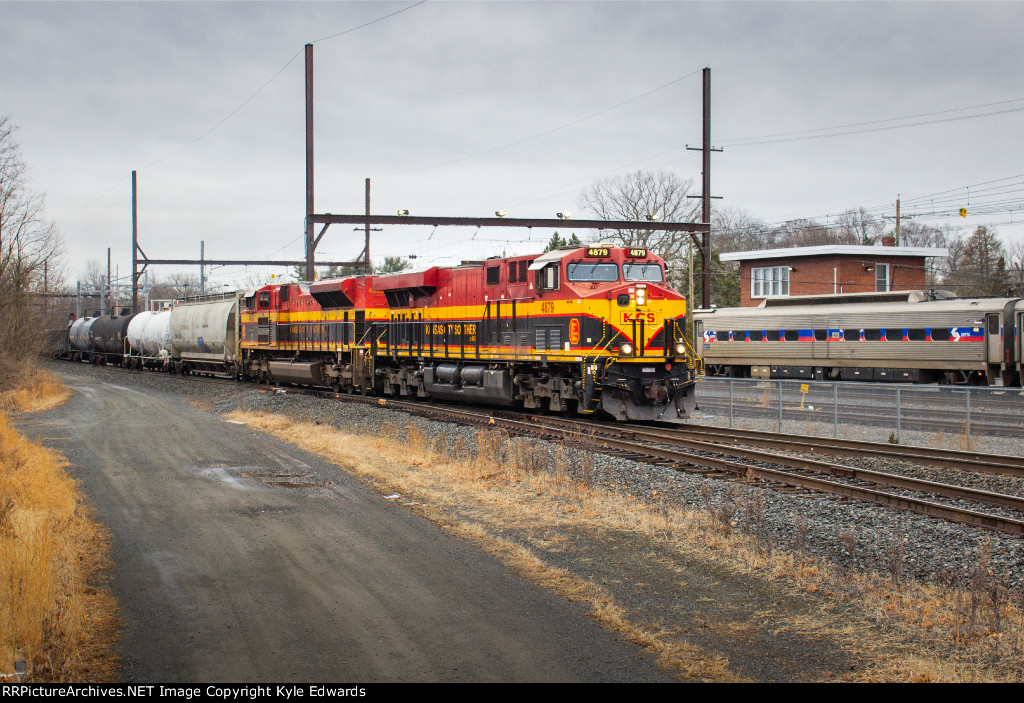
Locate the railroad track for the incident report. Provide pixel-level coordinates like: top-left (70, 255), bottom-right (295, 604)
top-left (60, 361), bottom-right (1024, 536)
top-left (267, 388), bottom-right (1024, 536)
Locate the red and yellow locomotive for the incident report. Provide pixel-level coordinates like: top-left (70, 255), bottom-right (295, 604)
top-left (237, 245), bottom-right (702, 421)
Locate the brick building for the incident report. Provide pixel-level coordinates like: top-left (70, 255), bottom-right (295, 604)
top-left (720, 239), bottom-right (948, 307)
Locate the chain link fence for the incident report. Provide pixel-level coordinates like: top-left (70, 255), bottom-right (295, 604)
top-left (690, 378), bottom-right (1024, 457)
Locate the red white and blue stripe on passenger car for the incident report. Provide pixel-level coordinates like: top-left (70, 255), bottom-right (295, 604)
top-left (703, 327), bottom-right (988, 342)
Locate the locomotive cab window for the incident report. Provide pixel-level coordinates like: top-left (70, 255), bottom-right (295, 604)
top-left (536, 264), bottom-right (560, 291)
top-left (486, 266), bottom-right (501, 285)
top-left (622, 263), bottom-right (664, 282)
top-left (258, 292), bottom-right (270, 309)
top-left (567, 262), bottom-right (618, 282)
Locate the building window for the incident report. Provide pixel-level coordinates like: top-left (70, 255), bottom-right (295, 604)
top-left (875, 263), bottom-right (890, 292)
top-left (751, 266), bottom-right (790, 298)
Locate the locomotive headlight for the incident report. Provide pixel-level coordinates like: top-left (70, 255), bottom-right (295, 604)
top-left (635, 290), bottom-right (646, 305)
top-left (620, 343), bottom-right (634, 356)
top-left (675, 343), bottom-right (686, 356)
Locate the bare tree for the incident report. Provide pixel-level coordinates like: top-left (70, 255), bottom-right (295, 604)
top-left (0, 116), bottom-right (65, 388)
top-left (713, 206), bottom-right (773, 253)
top-left (576, 170), bottom-right (699, 264)
top-left (1006, 239), bottom-right (1024, 295)
top-left (941, 226), bottom-right (1010, 297)
top-left (834, 207), bottom-right (885, 245)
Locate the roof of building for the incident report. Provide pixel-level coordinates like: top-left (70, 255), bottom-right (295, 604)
top-left (719, 245), bottom-right (948, 262)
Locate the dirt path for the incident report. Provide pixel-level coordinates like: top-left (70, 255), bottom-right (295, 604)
top-left (14, 376), bottom-right (671, 682)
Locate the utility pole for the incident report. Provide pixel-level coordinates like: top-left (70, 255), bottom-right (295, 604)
top-left (895, 196), bottom-right (901, 245)
top-left (304, 42), bottom-right (315, 281)
top-left (364, 178), bottom-right (371, 272)
top-left (688, 238), bottom-right (694, 347)
top-left (686, 67), bottom-right (721, 310)
top-left (132, 170), bottom-right (139, 312)
top-left (107, 247), bottom-right (112, 316)
top-left (200, 241), bottom-right (205, 295)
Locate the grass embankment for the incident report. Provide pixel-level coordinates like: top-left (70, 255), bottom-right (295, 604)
top-left (0, 371), bottom-right (117, 682)
top-left (228, 410), bottom-right (1024, 683)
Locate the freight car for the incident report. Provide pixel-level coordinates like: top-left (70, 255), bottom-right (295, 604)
top-left (67, 313), bottom-right (139, 365)
top-left (169, 292), bottom-right (244, 376)
top-left (693, 290), bottom-right (1022, 386)
top-left (124, 310), bottom-right (172, 370)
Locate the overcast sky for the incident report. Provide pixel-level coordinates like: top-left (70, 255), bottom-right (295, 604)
top-left (4, 1), bottom-right (1023, 288)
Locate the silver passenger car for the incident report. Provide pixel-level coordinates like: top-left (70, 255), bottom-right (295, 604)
top-left (693, 291), bottom-right (1020, 385)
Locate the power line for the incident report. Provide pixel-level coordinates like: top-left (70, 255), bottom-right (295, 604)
top-left (311, 1), bottom-right (429, 43)
top-left (719, 97), bottom-right (1024, 147)
top-left (138, 2), bottom-right (429, 172)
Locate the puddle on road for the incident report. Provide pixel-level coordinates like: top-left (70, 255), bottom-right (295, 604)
top-left (192, 464), bottom-right (322, 490)
top-left (247, 471), bottom-right (322, 489)
top-left (199, 466), bottom-right (253, 491)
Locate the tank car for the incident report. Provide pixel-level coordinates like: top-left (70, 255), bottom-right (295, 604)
top-left (125, 310), bottom-right (172, 370)
top-left (169, 292), bottom-right (244, 376)
top-left (85, 313), bottom-right (139, 365)
top-left (68, 316), bottom-right (98, 362)
top-left (694, 291), bottom-right (1021, 385)
top-left (371, 245), bottom-right (701, 421)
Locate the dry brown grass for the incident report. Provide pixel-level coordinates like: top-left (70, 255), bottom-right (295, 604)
top-left (0, 378), bottom-right (118, 682)
top-left (226, 410), bottom-right (1024, 682)
top-left (0, 370), bottom-right (72, 414)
